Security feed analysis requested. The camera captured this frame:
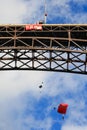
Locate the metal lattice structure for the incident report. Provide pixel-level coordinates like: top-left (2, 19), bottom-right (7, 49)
top-left (0, 24), bottom-right (87, 74)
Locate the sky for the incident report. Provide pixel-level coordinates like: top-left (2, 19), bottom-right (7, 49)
top-left (0, 0), bottom-right (87, 130)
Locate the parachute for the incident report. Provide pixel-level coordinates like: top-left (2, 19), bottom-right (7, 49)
top-left (57, 103), bottom-right (68, 119)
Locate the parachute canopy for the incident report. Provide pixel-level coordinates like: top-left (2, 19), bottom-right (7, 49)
top-left (57, 103), bottom-right (68, 114)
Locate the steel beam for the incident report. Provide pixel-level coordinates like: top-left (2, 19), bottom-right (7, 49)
top-left (0, 24), bottom-right (87, 74)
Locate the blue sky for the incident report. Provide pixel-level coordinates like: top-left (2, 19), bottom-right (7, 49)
top-left (0, 0), bottom-right (87, 130)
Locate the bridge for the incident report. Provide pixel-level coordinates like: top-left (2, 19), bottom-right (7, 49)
top-left (0, 24), bottom-right (87, 74)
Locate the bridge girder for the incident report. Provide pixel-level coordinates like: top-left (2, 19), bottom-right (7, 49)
top-left (0, 24), bottom-right (87, 74)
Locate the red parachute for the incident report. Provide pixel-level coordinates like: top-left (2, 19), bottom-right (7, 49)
top-left (57, 103), bottom-right (68, 119)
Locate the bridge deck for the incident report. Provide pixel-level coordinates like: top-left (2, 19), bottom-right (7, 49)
top-left (0, 24), bottom-right (87, 48)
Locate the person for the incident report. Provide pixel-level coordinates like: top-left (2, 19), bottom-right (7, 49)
top-left (39, 82), bottom-right (43, 88)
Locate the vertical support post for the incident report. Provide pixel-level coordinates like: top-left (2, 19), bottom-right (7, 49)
top-left (14, 26), bottom-right (16, 47)
top-left (67, 52), bottom-right (70, 71)
top-left (49, 50), bottom-right (52, 70)
top-left (32, 50), bottom-right (34, 69)
top-left (85, 53), bottom-right (87, 72)
top-left (14, 49), bottom-right (17, 68)
top-left (14, 26), bottom-right (17, 69)
top-left (68, 30), bottom-right (71, 49)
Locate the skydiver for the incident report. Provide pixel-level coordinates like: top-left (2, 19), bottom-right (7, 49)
top-left (39, 82), bottom-right (43, 89)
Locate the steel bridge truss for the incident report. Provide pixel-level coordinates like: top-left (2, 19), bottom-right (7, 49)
top-left (0, 24), bottom-right (87, 74)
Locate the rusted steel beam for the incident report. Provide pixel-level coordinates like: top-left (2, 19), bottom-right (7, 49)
top-left (0, 24), bottom-right (87, 74)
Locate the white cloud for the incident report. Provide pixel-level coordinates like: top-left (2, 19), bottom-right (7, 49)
top-left (44, 0), bottom-right (87, 23)
top-left (0, 71), bottom-right (51, 99)
top-left (43, 73), bottom-right (87, 97)
top-left (0, 94), bottom-right (53, 130)
top-left (0, 0), bottom-right (87, 130)
top-left (0, 0), bottom-right (27, 24)
top-left (0, 0), bottom-right (44, 24)
top-left (62, 125), bottom-right (87, 130)
top-left (0, 0), bottom-right (86, 24)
